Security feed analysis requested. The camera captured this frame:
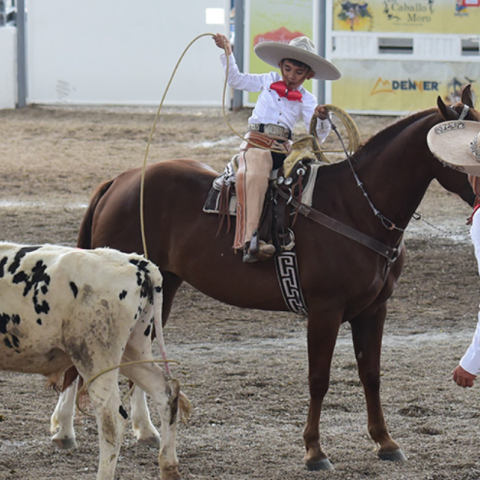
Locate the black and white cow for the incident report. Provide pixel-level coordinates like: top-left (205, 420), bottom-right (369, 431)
top-left (0, 243), bottom-right (189, 480)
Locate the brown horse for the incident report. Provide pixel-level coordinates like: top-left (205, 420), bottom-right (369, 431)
top-left (77, 88), bottom-right (478, 470)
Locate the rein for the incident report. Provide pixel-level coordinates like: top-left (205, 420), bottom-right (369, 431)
top-left (275, 187), bottom-right (401, 263)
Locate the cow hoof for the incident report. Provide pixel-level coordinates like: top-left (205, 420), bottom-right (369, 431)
top-left (378, 448), bottom-right (407, 462)
top-left (52, 436), bottom-right (77, 450)
top-left (137, 435), bottom-right (161, 447)
top-left (305, 457), bottom-right (334, 471)
top-left (160, 464), bottom-right (181, 480)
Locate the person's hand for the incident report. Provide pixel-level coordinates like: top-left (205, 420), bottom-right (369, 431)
top-left (452, 365), bottom-right (476, 387)
top-left (213, 34), bottom-right (232, 55)
top-left (315, 105), bottom-right (329, 120)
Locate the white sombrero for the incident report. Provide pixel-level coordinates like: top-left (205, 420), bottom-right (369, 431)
top-left (254, 36), bottom-right (341, 81)
top-left (427, 121), bottom-right (480, 175)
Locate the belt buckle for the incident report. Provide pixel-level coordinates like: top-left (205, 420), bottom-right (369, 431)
top-left (266, 124), bottom-right (284, 138)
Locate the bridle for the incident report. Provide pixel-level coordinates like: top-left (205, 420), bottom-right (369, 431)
top-left (335, 102), bottom-right (472, 233)
top-left (329, 118), bottom-right (405, 232)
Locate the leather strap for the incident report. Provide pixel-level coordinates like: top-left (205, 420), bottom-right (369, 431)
top-left (276, 188), bottom-right (401, 263)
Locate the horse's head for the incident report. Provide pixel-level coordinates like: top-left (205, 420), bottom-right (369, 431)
top-left (430, 84), bottom-right (479, 206)
top-left (437, 84), bottom-right (479, 122)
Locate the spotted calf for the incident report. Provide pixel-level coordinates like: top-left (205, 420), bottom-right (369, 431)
top-left (0, 242), bottom-right (189, 480)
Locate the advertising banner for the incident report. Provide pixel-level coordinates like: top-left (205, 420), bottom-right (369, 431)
top-left (247, 0), bottom-right (316, 104)
top-left (332, 0), bottom-right (480, 33)
top-left (331, 59), bottom-right (479, 112)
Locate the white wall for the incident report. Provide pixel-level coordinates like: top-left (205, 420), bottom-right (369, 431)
top-left (0, 27), bottom-right (16, 109)
top-left (26, 0), bottom-right (229, 106)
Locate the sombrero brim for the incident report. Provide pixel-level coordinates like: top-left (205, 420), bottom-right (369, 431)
top-left (254, 42), bottom-right (341, 81)
top-left (427, 121), bottom-right (480, 175)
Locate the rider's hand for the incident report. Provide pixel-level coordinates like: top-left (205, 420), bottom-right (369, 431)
top-left (213, 34), bottom-right (232, 55)
top-left (315, 105), bottom-right (329, 120)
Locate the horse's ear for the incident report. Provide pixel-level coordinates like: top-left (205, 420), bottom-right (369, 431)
top-left (461, 84), bottom-right (474, 108)
top-left (437, 95), bottom-right (457, 120)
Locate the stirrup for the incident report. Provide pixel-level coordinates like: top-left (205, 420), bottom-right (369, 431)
top-left (242, 240), bottom-right (275, 263)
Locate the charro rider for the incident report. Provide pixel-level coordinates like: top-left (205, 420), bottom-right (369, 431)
top-left (213, 33), bottom-right (341, 263)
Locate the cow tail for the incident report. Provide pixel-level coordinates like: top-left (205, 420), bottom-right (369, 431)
top-left (151, 266), bottom-right (193, 423)
top-left (151, 267), bottom-right (170, 376)
top-left (77, 180), bottom-right (114, 249)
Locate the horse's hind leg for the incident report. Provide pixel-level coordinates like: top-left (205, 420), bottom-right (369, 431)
top-left (350, 304), bottom-right (407, 462)
top-left (161, 272), bottom-right (183, 327)
top-left (303, 310), bottom-right (342, 471)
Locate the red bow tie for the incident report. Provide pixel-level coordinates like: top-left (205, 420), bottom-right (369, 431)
top-left (270, 81), bottom-right (302, 102)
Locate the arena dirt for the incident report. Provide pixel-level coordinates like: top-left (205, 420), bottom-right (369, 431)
top-left (1, 105), bottom-right (480, 480)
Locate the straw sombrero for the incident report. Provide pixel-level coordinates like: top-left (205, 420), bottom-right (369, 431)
top-left (254, 36), bottom-right (341, 81)
top-left (427, 120), bottom-right (480, 175)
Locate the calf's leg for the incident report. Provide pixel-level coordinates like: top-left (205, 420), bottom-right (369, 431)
top-left (121, 360), bottom-right (182, 480)
top-left (86, 369), bottom-right (127, 480)
top-left (50, 379), bottom-right (78, 450)
top-left (131, 385), bottom-right (161, 446)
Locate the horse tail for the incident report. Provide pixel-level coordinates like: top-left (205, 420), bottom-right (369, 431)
top-left (77, 179), bottom-right (114, 249)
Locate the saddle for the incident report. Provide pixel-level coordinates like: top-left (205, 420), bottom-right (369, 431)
top-left (203, 136), bottom-right (329, 253)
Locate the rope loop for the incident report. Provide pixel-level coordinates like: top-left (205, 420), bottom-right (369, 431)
top-left (75, 359), bottom-right (180, 417)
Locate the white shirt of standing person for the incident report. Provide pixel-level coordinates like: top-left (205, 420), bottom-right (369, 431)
top-left (459, 207), bottom-right (480, 376)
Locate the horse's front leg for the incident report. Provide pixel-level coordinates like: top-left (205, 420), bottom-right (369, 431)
top-left (350, 303), bottom-right (407, 462)
top-left (303, 310), bottom-right (342, 471)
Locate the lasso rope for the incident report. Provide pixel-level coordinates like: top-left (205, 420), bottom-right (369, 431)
top-left (139, 32), bottom-right (310, 258)
top-left (77, 34), bottom-right (362, 415)
top-left (75, 359), bottom-right (179, 417)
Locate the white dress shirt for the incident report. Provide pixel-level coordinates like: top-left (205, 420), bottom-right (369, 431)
top-left (460, 208), bottom-right (480, 375)
top-left (220, 53), bottom-right (331, 142)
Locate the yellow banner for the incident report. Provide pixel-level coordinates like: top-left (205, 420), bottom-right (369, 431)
top-left (333, 0), bottom-right (480, 33)
top-left (247, 0), bottom-right (315, 103)
top-left (331, 59), bottom-right (480, 112)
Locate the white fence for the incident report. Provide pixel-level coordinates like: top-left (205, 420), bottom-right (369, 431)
top-left (0, 27), bottom-right (16, 109)
top-left (1, 0), bottom-right (230, 108)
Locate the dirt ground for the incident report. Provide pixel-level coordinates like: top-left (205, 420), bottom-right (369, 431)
top-left (1, 104), bottom-right (480, 480)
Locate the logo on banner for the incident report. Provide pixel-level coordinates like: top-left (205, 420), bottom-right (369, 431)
top-left (456, 0), bottom-right (479, 15)
top-left (382, 0), bottom-right (435, 25)
top-left (371, 78), bottom-right (439, 95)
top-left (336, 0), bottom-right (374, 31)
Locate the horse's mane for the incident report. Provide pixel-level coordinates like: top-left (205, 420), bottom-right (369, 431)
top-left (351, 107), bottom-right (438, 160)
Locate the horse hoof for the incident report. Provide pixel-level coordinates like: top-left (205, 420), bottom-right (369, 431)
top-left (137, 435), bottom-right (161, 447)
top-left (305, 457), bottom-right (334, 471)
top-left (52, 436), bottom-right (77, 450)
top-left (378, 448), bottom-right (408, 462)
